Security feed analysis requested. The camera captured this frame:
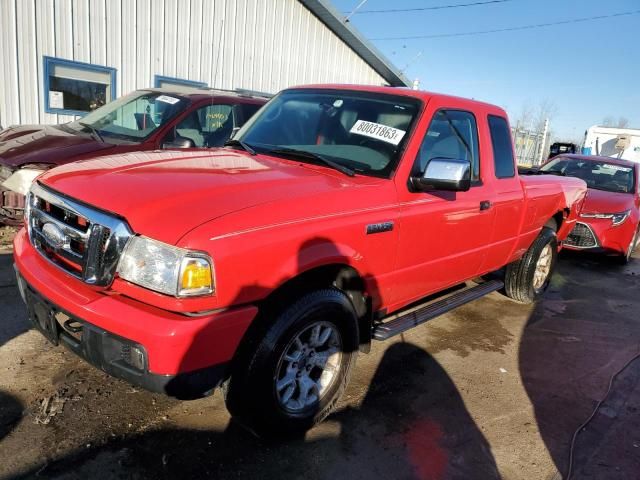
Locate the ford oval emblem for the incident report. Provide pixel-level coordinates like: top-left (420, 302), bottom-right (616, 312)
top-left (41, 222), bottom-right (66, 250)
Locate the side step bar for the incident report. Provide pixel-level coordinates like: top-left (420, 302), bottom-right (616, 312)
top-left (372, 280), bottom-right (504, 341)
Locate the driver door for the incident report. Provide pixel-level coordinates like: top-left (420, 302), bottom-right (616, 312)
top-left (392, 108), bottom-right (495, 307)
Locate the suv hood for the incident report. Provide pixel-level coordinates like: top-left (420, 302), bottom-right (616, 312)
top-left (582, 187), bottom-right (634, 214)
top-left (0, 124), bottom-right (114, 168)
top-left (39, 149), bottom-right (361, 245)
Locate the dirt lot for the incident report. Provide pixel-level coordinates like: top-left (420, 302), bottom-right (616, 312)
top-left (1, 225), bottom-right (639, 480)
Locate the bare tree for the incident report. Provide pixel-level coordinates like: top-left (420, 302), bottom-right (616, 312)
top-left (617, 117), bottom-right (629, 128)
top-left (602, 116), bottom-right (615, 127)
top-left (533, 99), bottom-right (556, 132)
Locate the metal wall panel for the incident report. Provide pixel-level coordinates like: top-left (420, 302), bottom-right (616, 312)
top-left (0, 0), bottom-right (388, 128)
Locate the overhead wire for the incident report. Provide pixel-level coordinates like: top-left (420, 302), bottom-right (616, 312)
top-left (352, 0), bottom-right (513, 14)
top-left (371, 10), bottom-right (640, 40)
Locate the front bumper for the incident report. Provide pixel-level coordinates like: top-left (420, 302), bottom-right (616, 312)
top-left (13, 228), bottom-right (258, 398)
top-left (564, 218), bottom-right (636, 255)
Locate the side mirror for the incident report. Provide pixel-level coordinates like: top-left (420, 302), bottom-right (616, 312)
top-left (161, 136), bottom-right (195, 149)
top-left (411, 158), bottom-right (471, 192)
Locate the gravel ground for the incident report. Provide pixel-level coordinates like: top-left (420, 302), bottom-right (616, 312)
top-left (1, 227), bottom-right (639, 480)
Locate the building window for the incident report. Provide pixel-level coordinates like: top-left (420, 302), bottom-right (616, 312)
top-left (43, 56), bottom-right (117, 115)
top-left (154, 75), bottom-right (207, 91)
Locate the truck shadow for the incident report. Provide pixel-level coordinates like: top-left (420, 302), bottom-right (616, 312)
top-left (0, 389), bottom-right (23, 442)
top-left (519, 252), bottom-right (640, 477)
top-left (0, 252), bottom-right (31, 348)
top-left (10, 237), bottom-right (499, 479)
top-left (13, 342), bottom-right (499, 480)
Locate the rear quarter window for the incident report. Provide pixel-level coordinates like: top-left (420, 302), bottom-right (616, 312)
top-left (488, 115), bottom-right (515, 178)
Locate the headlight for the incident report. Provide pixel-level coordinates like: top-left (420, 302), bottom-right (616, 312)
top-left (1, 167), bottom-right (46, 195)
top-left (0, 165), bottom-right (13, 181)
top-left (581, 210), bottom-right (630, 226)
top-left (117, 236), bottom-right (214, 297)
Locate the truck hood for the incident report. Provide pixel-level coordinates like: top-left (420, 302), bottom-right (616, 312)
top-left (582, 188), bottom-right (635, 214)
top-left (39, 149), bottom-right (361, 245)
top-left (0, 124), bottom-right (114, 168)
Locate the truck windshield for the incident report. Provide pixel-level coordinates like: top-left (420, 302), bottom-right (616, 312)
top-left (541, 157), bottom-right (635, 193)
top-left (66, 91), bottom-right (188, 143)
top-left (234, 89), bottom-right (421, 177)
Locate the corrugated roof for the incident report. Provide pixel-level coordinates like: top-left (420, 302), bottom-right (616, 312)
top-left (299, 0), bottom-right (411, 87)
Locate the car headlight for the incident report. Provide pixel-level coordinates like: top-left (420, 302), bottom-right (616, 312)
top-left (117, 236), bottom-right (214, 297)
top-left (1, 167), bottom-right (46, 195)
top-left (0, 165), bottom-right (13, 181)
top-left (581, 210), bottom-right (630, 226)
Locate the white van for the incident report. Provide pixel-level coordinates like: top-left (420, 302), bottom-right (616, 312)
top-left (582, 126), bottom-right (640, 162)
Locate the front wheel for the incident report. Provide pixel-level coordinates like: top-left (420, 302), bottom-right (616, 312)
top-left (620, 227), bottom-right (639, 264)
top-left (223, 288), bottom-right (359, 436)
top-left (504, 227), bottom-right (558, 304)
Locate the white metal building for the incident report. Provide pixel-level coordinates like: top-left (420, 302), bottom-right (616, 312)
top-left (0, 0), bottom-right (409, 128)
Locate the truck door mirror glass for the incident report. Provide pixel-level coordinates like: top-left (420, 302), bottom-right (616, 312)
top-left (411, 158), bottom-right (471, 192)
top-left (161, 136), bottom-right (195, 149)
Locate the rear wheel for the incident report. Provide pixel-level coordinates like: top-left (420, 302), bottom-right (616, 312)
top-left (504, 227), bottom-right (558, 304)
top-left (223, 288), bottom-right (359, 436)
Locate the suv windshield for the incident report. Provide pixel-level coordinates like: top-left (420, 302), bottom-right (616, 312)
top-left (541, 157), bottom-right (636, 193)
top-left (67, 91), bottom-right (188, 143)
top-left (234, 89), bottom-right (421, 177)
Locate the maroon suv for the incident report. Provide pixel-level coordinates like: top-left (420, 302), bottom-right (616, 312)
top-left (0, 87), bottom-right (269, 225)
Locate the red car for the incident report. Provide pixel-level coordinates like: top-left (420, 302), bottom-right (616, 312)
top-left (14, 85), bottom-right (586, 434)
top-left (538, 154), bottom-right (640, 262)
top-left (0, 87), bottom-right (268, 225)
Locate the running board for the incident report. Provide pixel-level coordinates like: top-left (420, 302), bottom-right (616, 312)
top-left (372, 280), bottom-right (504, 341)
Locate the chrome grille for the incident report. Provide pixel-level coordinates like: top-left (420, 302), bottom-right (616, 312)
top-left (27, 182), bottom-right (133, 286)
top-left (564, 222), bottom-right (598, 249)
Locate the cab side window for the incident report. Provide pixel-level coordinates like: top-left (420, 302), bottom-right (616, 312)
top-left (488, 115), bottom-right (515, 178)
top-left (415, 110), bottom-right (480, 181)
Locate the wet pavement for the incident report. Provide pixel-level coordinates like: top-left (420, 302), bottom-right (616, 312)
top-left (1, 225), bottom-right (639, 479)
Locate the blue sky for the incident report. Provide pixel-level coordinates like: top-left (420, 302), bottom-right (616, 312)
top-left (333, 0), bottom-right (640, 141)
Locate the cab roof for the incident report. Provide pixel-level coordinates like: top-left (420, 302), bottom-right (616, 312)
top-left (287, 84), bottom-right (507, 115)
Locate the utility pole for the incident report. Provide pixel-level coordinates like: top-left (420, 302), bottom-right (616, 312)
top-left (538, 118), bottom-right (549, 166)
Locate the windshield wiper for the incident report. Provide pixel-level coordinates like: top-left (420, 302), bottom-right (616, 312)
top-left (266, 147), bottom-right (355, 177)
top-left (223, 138), bottom-right (256, 155)
top-left (78, 121), bottom-right (104, 143)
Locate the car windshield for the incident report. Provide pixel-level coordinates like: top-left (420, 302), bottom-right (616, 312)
top-left (66, 91), bottom-right (189, 143)
top-left (234, 89), bottom-right (421, 177)
top-left (541, 157), bottom-right (636, 193)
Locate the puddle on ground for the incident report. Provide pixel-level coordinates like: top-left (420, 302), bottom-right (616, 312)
top-left (421, 299), bottom-right (515, 357)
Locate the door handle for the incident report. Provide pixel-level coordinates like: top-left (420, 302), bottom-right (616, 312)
top-left (480, 201), bottom-right (492, 211)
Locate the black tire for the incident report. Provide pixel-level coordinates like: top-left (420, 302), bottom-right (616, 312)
top-left (620, 227), bottom-right (639, 265)
top-left (223, 288), bottom-right (359, 436)
top-left (504, 227), bottom-right (558, 304)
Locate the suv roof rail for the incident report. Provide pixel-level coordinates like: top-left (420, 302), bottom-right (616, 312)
top-left (234, 88), bottom-right (274, 99)
top-left (196, 86), bottom-right (274, 99)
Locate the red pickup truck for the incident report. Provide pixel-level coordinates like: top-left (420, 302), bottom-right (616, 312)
top-left (13, 85), bottom-right (586, 435)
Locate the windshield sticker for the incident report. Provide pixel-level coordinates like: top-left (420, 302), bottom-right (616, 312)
top-left (156, 95), bottom-right (180, 105)
top-left (601, 164), bottom-right (632, 172)
top-left (350, 120), bottom-right (406, 146)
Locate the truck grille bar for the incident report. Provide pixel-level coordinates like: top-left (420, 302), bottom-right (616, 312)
top-left (26, 182), bottom-right (133, 286)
